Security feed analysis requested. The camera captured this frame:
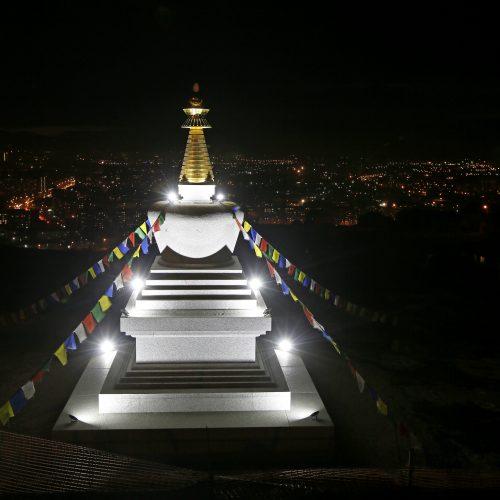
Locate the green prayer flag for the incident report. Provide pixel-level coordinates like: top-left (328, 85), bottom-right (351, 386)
top-left (91, 303), bottom-right (105, 323)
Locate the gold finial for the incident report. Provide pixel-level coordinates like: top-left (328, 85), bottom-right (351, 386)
top-left (189, 83), bottom-right (203, 107)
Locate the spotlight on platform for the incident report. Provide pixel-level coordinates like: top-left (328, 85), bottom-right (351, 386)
top-left (278, 339), bottom-right (293, 352)
top-left (167, 191), bottom-right (178, 202)
top-left (216, 193), bottom-right (224, 201)
top-left (100, 340), bottom-right (115, 353)
top-left (131, 278), bottom-right (145, 291)
top-left (248, 277), bottom-right (262, 291)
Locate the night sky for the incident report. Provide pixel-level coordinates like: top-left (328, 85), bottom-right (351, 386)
top-left (1, 2), bottom-right (500, 160)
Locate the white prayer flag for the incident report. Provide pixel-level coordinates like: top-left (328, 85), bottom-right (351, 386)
top-left (21, 380), bottom-right (35, 400)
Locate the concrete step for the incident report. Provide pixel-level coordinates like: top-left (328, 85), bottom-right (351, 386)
top-left (115, 381), bottom-right (277, 390)
top-left (135, 295), bottom-right (257, 310)
top-left (150, 267), bottom-right (242, 275)
top-left (125, 369), bottom-right (267, 377)
top-left (141, 286), bottom-right (251, 296)
top-left (146, 276), bottom-right (248, 286)
top-left (120, 375), bottom-right (272, 383)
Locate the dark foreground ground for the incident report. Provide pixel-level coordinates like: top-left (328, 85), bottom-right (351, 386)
top-left (0, 224), bottom-right (499, 474)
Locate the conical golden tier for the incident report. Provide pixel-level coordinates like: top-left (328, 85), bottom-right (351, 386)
top-left (179, 127), bottom-right (214, 184)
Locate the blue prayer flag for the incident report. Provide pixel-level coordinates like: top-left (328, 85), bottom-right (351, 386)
top-left (105, 284), bottom-right (114, 298)
top-left (118, 242), bottom-right (129, 255)
top-left (64, 334), bottom-right (78, 351)
top-left (93, 263), bottom-right (102, 275)
top-left (303, 276), bottom-right (311, 287)
top-left (141, 238), bottom-right (149, 255)
top-left (278, 255), bottom-right (286, 268)
top-left (10, 388), bottom-right (27, 414)
top-left (281, 280), bottom-right (290, 295)
top-left (145, 219), bottom-right (151, 230)
top-left (250, 228), bottom-right (257, 242)
top-left (367, 386), bottom-right (378, 401)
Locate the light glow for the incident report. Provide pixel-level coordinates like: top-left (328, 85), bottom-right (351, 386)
top-left (131, 278), bottom-right (145, 291)
top-left (248, 278), bottom-right (262, 291)
top-left (216, 193), bottom-right (224, 201)
top-left (278, 339), bottom-right (293, 352)
top-left (167, 191), bottom-right (178, 202)
top-left (100, 340), bottom-right (115, 353)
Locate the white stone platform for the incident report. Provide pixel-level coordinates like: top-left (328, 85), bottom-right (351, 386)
top-left (53, 345), bottom-right (333, 447)
top-left (122, 256), bottom-right (271, 363)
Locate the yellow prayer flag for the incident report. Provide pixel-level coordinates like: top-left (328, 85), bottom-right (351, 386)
top-left (298, 271), bottom-right (305, 283)
top-left (132, 246), bottom-right (140, 258)
top-left (254, 243), bottom-right (262, 258)
top-left (290, 290), bottom-right (298, 302)
top-left (331, 340), bottom-right (341, 355)
top-left (98, 295), bottom-right (112, 312)
top-left (376, 398), bottom-right (388, 416)
top-left (272, 249), bottom-right (280, 263)
top-left (325, 289), bottom-right (331, 300)
top-left (54, 343), bottom-right (68, 366)
top-left (113, 247), bottom-right (124, 260)
top-left (243, 221), bottom-right (251, 233)
top-left (0, 401), bottom-right (14, 426)
top-left (88, 267), bottom-right (97, 279)
top-left (64, 284), bottom-right (73, 296)
top-left (140, 222), bottom-right (148, 234)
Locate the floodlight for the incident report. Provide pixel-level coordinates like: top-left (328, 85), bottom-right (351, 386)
top-left (167, 191), bottom-right (178, 202)
top-left (248, 278), bottom-right (262, 290)
top-left (131, 278), bottom-right (144, 291)
top-left (278, 339), bottom-right (293, 352)
top-left (216, 193), bottom-right (224, 201)
top-left (100, 340), bottom-right (115, 353)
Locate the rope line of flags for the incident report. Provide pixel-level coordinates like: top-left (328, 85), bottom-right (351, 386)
top-left (237, 219), bottom-right (399, 327)
top-left (235, 216), bottom-right (415, 443)
top-left (0, 214), bottom-right (165, 327)
top-left (0, 214), bottom-right (165, 427)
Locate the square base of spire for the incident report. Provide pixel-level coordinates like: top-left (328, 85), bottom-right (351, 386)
top-left (178, 184), bottom-right (215, 201)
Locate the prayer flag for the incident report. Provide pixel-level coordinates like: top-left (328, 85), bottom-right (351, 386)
top-left (118, 241), bottom-right (129, 255)
top-left (147, 229), bottom-right (154, 243)
top-left (50, 292), bottom-right (60, 302)
top-left (88, 267), bottom-right (97, 279)
top-left (132, 246), bottom-right (140, 258)
top-left (272, 248), bottom-right (280, 263)
top-left (274, 271), bottom-right (282, 285)
top-left (260, 239), bottom-right (268, 252)
top-left (128, 232), bottom-right (135, 247)
top-left (298, 270), bottom-right (305, 283)
top-left (121, 265), bottom-right (133, 283)
top-left (102, 255), bottom-right (110, 268)
top-left (285, 259), bottom-right (291, 268)
top-left (54, 343), bottom-right (68, 366)
top-left (255, 234), bottom-right (262, 246)
top-left (141, 238), bottom-right (149, 255)
top-left (248, 237), bottom-right (255, 250)
top-left (303, 276), bottom-right (310, 287)
top-left (243, 221), bottom-right (252, 233)
top-left (253, 243), bottom-right (262, 258)
top-left (32, 370), bottom-right (45, 384)
top-left (376, 398), bottom-right (388, 416)
top-left (302, 306), bottom-right (314, 326)
top-left (64, 284), bottom-right (73, 296)
top-left (97, 260), bottom-right (105, 272)
top-left (158, 212), bottom-right (165, 225)
top-left (288, 264), bottom-right (296, 276)
top-left (99, 295), bottom-right (112, 313)
top-left (74, 322), bottom-right (87, 343)
top-left (21, 380), bottom-right (35, 400)
top-left (10, 389), bottom-right (27, 414)
top-left (108, 250), bottom-right (115, 262)
top-left (38, 298), bottom-right (48, 310)
top-left (92, 263), bottom-right (102, 276)
top-left (135, 226), bottom-right (146, 240)
top-left (70, 279), bottom-right (79, 292)
top-left (0, 401), bottom-right (14, 426)
top-left (310, 279), bottom-right (316, 292)
top-left (113, 247), bottom-right (124, 260)
top-left (64, 334), bottom-right (78, 351)
top-left (250, 227), bottom-right (257, 242)
top-left (42, 358), bottom-right (52, 373)
top-left (355, 372), bottom-right (365, 392)
top-left (334, 295), bottom-right (340, 306)
top-left (281, 280), bottom-right (290, 295)
top-left (153, 219), bottom-right (161, 232)
top-left (30, 303), bottom-right (38, 315)
top-left (290, 290), bottom-right (298, 302)
top-left (145, 218), bottom-right (151, 230)
top-left (83, 313), bottom-right (97, 334)
top-left (311, 316), bottom-right (326, 333)
top-left (91, 303), bottom-right (105, 323)
top-left (367, 386), bottom-right (378, 401)
top-left (267, 244), bottom-right (274, 258)
top-left (114, 273), bottom-right (124, 290)
top-left (278, 255), bottom-right (286, 269)
top-left (105, 284), bottom-right (114, 298)
top-left (325, 289), bottom-right (331, 300)
top-left (266, 260), bottom-right (275, 278)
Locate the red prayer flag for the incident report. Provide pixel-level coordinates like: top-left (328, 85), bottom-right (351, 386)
top-left (32, 370), bottom-right (45, 384)
top-left (78, 272), bottom-right (88, 286)
top-left (287, 264), bottom-right (296, 276)
top-left (266, 260), bottom-right (275, 278)
top-left (153, 220), bottom-right (161, 232)
top-left (128, 232), bottom-right (135, 247)
top-left (302, 306), bottom-right (314, 327)
top-left (121, 265), bottom-right (133, 283)
top-left (82, 313), bottom-right (97, 334)
top-left (102, 255), bottom-right (110, 268)
top-left (260, 239), bottom-right (268, 252)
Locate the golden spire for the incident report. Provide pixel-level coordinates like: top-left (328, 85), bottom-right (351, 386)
top-left (179, 83), bottom-right (214, 184)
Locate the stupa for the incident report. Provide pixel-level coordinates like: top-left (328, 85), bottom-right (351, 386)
top-left (53, 85), bottom-right (334, 464)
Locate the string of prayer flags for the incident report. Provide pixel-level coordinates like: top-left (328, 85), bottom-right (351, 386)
top-left (54, 343), bottom-right (68, 366)
top-left (98, 295), bottom-right (112, 313)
